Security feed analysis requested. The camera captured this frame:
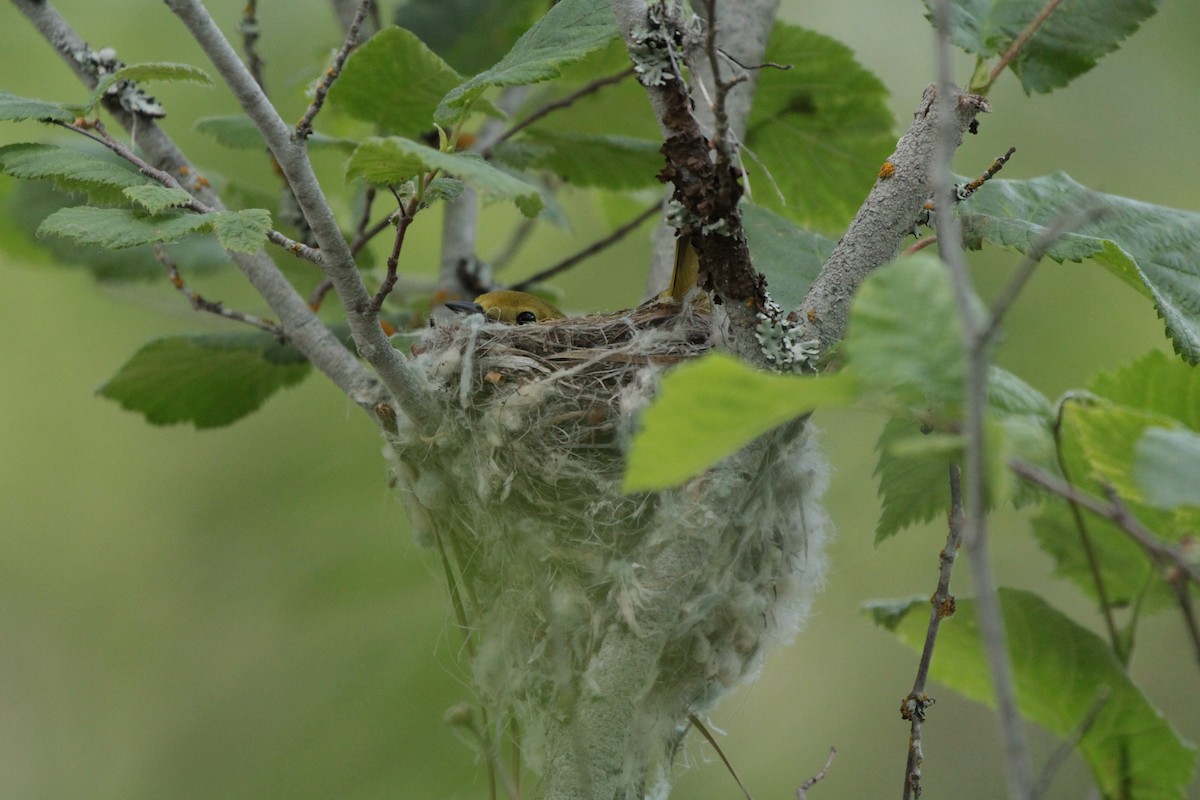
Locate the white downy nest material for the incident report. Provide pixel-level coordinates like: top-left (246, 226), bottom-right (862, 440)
top-left (386, 299), bottom-right (830, 778)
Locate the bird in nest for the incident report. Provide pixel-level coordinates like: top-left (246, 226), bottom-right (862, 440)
top-left (444, 238), bottom-right (700, 325)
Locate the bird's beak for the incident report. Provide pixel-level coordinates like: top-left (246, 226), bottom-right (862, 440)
top-left (444, 300), bottom-right (485, 316)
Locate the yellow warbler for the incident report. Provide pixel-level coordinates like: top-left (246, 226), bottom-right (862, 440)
top-left (445, 290), bottom-right (566, 324)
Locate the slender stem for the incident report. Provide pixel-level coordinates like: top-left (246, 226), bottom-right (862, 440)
top-left (485, 67), bottom-right (635, 154)
top-left (797, 748), bottom-right (837, 800)
top-left (688, 714), bottom-right (755, 800)
top-left (510, 200), bottom-right (661, 291)
top-left (1029, 689), bottom-right (1111, 800)
top-left (164, 0), bottom-right (438, 433)
top-left (903, 235), bottom-right (938, 256)
top-left (372, 191), bottom-right (423, 312)
top-left (902, 463), bottom-right (965, 800)
top-left (240, 0), bottom-right (266, 91)
top-left (982, 0), bottom-right (1065, 93)
top-left (295, 0), bottom-right (372, 139)
top-left (932, 2), bottom-right (1033, 798)
top-left (154, 244), bottom-right (283, 335)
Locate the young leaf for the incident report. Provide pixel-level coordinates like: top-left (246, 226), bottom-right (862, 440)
top-left (37, 206), bottom-right (211, 249)
top-left (842, 254), bottom-right (977, 412)
top-left (123, 184), bottom-right (193, 214)
top-left (744, 23), bottom-right (894, 232)
top-left (869, 588), bottom-right (1196, 800)
top-left (0, 142), bottom-right (151, 203)
top-left (959, 173), bottom-right (1200, 363)
top-left (503, 130), bottom-right (661, 190)
top-left (1135, 427), bottom-right (1200, 509)
top-left (0, 91), bottom-right (79, 123)
top-left (326, 27), bottom-right (465, 139)
top-left (98, 334), bottom-right (311, 429)
top-left (925, 0), bottom-right (1162, 94)
top-left (1088, 349), bottom-right (1200, 430)
top-left (741, 203), bottom-right (833, 311)
top-left (210, 209), bottom-right (273, 253)
top-left (623, 353), bottom-right (860, 492)
top-left (435, 0), bottom-right (618, 126)
top-left (87, 61), bottom-right (213, 110)
top-left (346, 137), bottom-right (543, 216)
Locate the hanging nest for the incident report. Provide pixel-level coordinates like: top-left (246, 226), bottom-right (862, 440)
top-left (386, 298), bottom-right (830, 785)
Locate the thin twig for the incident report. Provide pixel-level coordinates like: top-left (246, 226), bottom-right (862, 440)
top-left (240, 0), bottom-right (266, 91)
top-left (688, 714), bottom-right (754, 800)
top-left (490, 217), bottom-right (539, 273)
top-left (154, 244), bottom-right (284, 335)
top-left (295, 0), bottom-right (372, 140)
top-left (797, 748), bottom-right (837, 800)
top-left (981, 204), bottom-right (1106, 345)
top-left (983, 0), bottom-right (1065, 93)
top-left (511, 200), bottom-right (661, 290)
top-left (485, 66), bottom-right (636, 154)
top-left (371, 189), bottom-right (423, 312)
top-left (901, 463), bottom-right (966, 800)
top-left (932, 1), bottom-right (1033, 797)
top-left (903, 235), bottom-right (938, 256)
top-left (1029, 688), bottom-right (1110, 800)
top-left (1050, 402), bottom-right (1126, 661)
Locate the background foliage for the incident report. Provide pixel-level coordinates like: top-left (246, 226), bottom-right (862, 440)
top-left (1, 0), bottom-right (1198, 798)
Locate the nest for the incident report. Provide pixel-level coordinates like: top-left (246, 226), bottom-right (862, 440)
top-left (387, 298), bottom-right (830, 784)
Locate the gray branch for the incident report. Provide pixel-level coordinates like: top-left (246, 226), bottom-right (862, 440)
top-left (11, 0), bottom-right (385, 413)
top-left (163, 0), bottom-right (438, 433)
top-left (792, 84), bottom-right (990, 352)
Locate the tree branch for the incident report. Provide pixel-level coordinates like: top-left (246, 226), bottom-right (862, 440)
top-left (11, 0), bottom-right (387, 416)
top-left (162, 0), bottom-right (438, 434)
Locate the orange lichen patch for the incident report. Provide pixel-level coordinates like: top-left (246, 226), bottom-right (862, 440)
top-left (806, 308), bottom-right (817, 323)
top-left (878, 161), bottom-right (896, 180)
top-left (380, 319), bottom-right (397, 337)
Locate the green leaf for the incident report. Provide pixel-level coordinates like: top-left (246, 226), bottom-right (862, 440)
top-left (926, 0), bottom-right (1162, 94)
top-left (346, 136), bottom-right (543, 216)
top-left (959, 173), bottom-right (1200, 363)
top-left (393, 0), bottom-right (544, 74)
top-left (870, 588), bottom-right (1196, 800)
top-left (623, 353), bottom-right (859, 492)
top-left (0, 176), bottom-right (229, 280)
top-left (1089, 349), bottom-right (1200, 430)
top-left (210, 209), bottom-right (273, 253)
top-left (504, 129), bottom-right (662, 190)
top-left (744, 23), bottom-right (894, 232)
top-left (37, 206), bottom-right (211, 249)
top-left (436, 0), bottom-right (618, 126)
top-left (327, 27), bottom-right (465, 139)
top-left (0, 91), bottom-right (79, 123)
top-left (1069, 402), bottom-right (1179, 504)
top-left (124, 184), bottom-right (193, 214)
top-left (741, 203), bottom-right (833, 311)
top-left (843, 254), bottom-right (977, 412)
top-left (1136, 427), bottom-right (1200, 509)
top-left (194, 115), bottom-right (355, 151)
top-left (98, 334), bottom-right (311, 429)
top-left (872, 368), bottom-right (1053, 542)
top-left (0, 142), bottom-right (151, 203)
top-left (88, 61), bottom-right (213, 109)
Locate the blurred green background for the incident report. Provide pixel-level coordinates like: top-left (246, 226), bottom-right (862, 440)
top-left (1, 1), bottom-right (1197, 798)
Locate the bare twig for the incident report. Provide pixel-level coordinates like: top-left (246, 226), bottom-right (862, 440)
top-left (983, 0), bottom-right (1066, 94)
top-left (797, 747), bottom-right (837, 800)
top-left (510, 200), bottom-right (661, 291)
top-left (240, 0), bottom-right (266, 91)
top-left (688, 714), bottom-right (754, 800)
top-left (931, 2), bottom-right (1033, 797)
top-left (901, 463), bottom-right (966, 800)
top-left (981, 204), bottom-right (1107, 345)
top-left (903, 235), bottom-right (939, 256)
top-left (371, 189), bottom-right (422, 312)
top-left (1029, 688), bottom-right (1110, 800)
top-left (164, 0), bottom-right (438, 432)
top-left (154, 244), bottom-right (283, 335)
top-left (1050, 401), bottom-right (1126, 661)
top-left (295, 0), bottom-right (372, 140)
top-left (485, 67), bottom-right (636, 154)
top-left (1010, 460), bottom-right (1200, 666)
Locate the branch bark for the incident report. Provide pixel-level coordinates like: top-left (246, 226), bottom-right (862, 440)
top-left (162, 0), bottom-right (438, 434)
top-left (11, 0), bottom-right (387, 415)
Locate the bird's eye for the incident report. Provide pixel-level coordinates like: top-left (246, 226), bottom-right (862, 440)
top-left (515, 310), bottom-right (537, 325)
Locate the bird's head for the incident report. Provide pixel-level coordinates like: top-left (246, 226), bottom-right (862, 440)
top-left (445, 290), bottom-right (566, 324)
